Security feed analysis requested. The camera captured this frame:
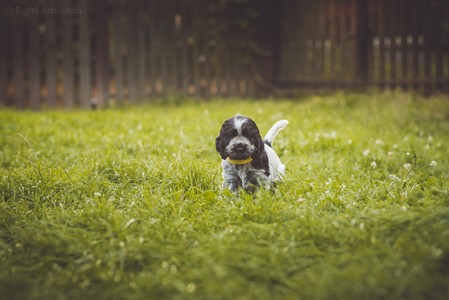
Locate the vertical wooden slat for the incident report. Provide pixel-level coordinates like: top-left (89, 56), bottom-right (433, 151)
top-left (148, 0), bottom-right (156, 97)
top-left (317, 0), bottom-right (323, 80)
top-left (136, 1), bottom-right (146, 102)
top-left (230, 45), bottom-right (237, 96)
top-left (170, 0), bottom-right (179, 94)
top-left (389, 1), bottom-right (397, 88)
top-left (353, 0), bottom-right (363, 84)
top-left (180, 0), bottom-right (190, 95)
top-left (378, 0), bottom-right (385, 87)
top-left (224, 36), bottom-right (231, 97)
top-left (203, 3), bottom-right (211, 99)
top-left (340, 0), bottom-right (346, 83)
top-left (160, 1), bottom-right (168, 96)
top-left (214, 6), bottom-right (222, 98)
top-left (295, 0), bottom-right (305, 81)
top-left (28, 14), bottom-right (40, 110)
top-left (62, 0), bottom-right (74, 108)
top-left (423, 1), bottom-right (431, 93)
top-left (12, 15), bottom-right (25, 108)
top-left (173, 2), bottom-right (179, 94)
top-left (181, 1), bottom-right (192, 95)
top-left (113, 7), bottom-right (123, 104)
top-left (192, 0), bottom-right (200, 98)
top-left (126, 3), bottom-right (136, 103)
top-left (45, 5), bottom-right (57, 108)
top-left (370, 0), bottom-right (377, 84)
top-left (412, 0), bottom-right (420, 89)
top-left (435, 0), bottom-right (444, 91)
top-left (401, 0), bottom-right (408, 89)
top-left (79, 0), bottom-right (91, 108)
top-left (168, 1), bottom-right (175, 94)
top-left (329, 0), bottom-right (336, 83)
top-left (278, 0), bottom-right (288, 81)
top-left (235, 49), bottom-right (241, 96)
top-left (95, 0), bottom-right (109, 107)
top-left (0, 12), bottom-right (7, 106)
top-left (355, 0), bottom-right (369, 86)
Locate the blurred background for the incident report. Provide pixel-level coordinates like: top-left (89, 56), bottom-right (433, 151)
top-left (0, 0), bottom-right (448, 109)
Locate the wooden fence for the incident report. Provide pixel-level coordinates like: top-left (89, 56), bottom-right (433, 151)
top-left (0, 0), bottom-right (267, 109)
top-left (1, 0), bottom-right (448, 109)
top-left (277, 0), bottom-right (449, 92)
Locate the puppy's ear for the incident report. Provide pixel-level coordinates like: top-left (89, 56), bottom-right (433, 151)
top-left (215, 136), bottom-right (221, 153)
top-left (215, 135), bottom-right (227, 159)
top-left (255, 135), bottom-right (265, 154)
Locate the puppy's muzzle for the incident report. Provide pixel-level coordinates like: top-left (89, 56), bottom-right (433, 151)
top-left (234, 143), bottom-right (247, 153)
top-left (230, 143), bottom-right (251, 160)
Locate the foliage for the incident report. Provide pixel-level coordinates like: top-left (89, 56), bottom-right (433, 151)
top-left (1, 92), bottom-right (449, 299)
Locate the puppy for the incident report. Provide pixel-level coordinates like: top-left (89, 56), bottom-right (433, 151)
top-left (215, 115), bottom-right (288, 193)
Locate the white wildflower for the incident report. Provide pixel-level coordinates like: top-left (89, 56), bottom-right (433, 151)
top-left (430, 160), bottom-right (438, 168)
top-left (375, 139), bottom-right (384, 145)
top-left (359, 223), bottom-right (365, 231)
top-left (363, 149), bottom-right (370, 156)
top-left (388, 174), bottom-right (402, 182)
top-left (186, 283), bottom-right (196, 293)
top-left (297, 197), bottom-right (306, 203)
top-left (371, 161), bottom-right (377, 168)
top-left (403, 163), bottom-right (412, 170)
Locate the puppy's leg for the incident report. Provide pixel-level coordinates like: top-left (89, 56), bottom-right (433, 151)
top-left (223, 173), bottom-right (241, 193)
top-left (241, 171), bottom-right (270, 193)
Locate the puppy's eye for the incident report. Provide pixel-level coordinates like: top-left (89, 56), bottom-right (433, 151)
top-left (225, 129), bottom-right (238, 138)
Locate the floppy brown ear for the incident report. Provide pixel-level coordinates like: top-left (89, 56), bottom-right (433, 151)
top-left (215, 136), bottom-right (227, 159)
top-left (215, 136), bottom-right (221, 153)
top-left (256, 135), bottom-right (265, 154)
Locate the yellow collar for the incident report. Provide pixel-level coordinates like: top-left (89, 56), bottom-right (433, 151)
top-left (226, 156), bottom-right (253, 165)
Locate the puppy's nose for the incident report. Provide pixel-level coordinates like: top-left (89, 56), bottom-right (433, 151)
top-left (235, 143), bottom-right (246, 153)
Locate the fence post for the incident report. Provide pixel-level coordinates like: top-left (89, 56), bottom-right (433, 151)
top-left (62, 0), bottom-right (74, 108)
top-left (79, 0), bottom-right (91, 109)
top-left (95, 0), bottom-right (109, 108)
top-left (45, 10), bottom-right (57, 108)
top-left (0, 13), bottom-right (6, 106)
top-left (355, 0), bottom-right (369, 87)
top-left (272, 0), bottom-right (282, 88)
top-left (28, 14), bottom-right (40, 110)
top-left (12, 15), bottom-right (25, 109)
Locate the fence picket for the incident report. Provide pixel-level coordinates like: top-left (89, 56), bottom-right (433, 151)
top-left (79, 0), bottom-right (91, 108)
top-left (0, 19), bottom-right (5, 106)
top-left (12, 16), bottom-right (25, 109)
top-left (28, 14), bottom-right (40, 110)
top-left (62, 1), bottom-right (74, 108)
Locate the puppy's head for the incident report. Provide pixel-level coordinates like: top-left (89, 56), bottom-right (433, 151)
top-left (215, 115), bottom-right (264, 161)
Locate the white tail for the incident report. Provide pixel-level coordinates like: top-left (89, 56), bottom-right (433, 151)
top-left (264, 120), bottom-right (289, 146)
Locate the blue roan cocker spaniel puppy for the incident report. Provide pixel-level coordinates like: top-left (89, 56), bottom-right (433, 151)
top-left (215, 115), bottom-right (288, 193)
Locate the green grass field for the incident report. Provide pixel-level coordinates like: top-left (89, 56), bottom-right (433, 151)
top-left (1, 92), bottom-right (449, 299)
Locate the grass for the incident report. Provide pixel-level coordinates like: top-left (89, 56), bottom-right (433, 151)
top-left (1, 91), bottom-right (449, 299)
